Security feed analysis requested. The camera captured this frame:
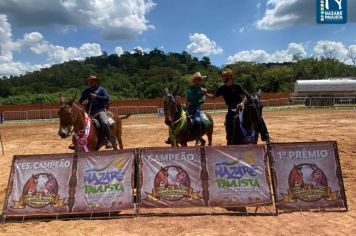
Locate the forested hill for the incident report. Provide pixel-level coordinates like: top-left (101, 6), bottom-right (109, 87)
top-left (0, 49), bottom-right (355, 105)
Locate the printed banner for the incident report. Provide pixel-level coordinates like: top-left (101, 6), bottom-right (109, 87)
top-left (270, 141), bottom-right (347, 210)
top-left (140, 147), bottom-right (205, 207)
top-left (4, 154), bottom-right (73, 215)
top-left (73, 150), bottom-right (134, 212)
top-left (205, 145), bottom-right (272, 207)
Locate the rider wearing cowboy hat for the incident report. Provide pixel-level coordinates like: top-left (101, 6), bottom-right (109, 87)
top-left (186, 72), bottom-right (209, 146)
top-left (80, 74), bottom-right (113, 149)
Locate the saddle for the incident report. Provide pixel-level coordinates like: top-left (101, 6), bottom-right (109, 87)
top-left (187, 111), bottom-right (212, 128)
top-left (90, 112), bottom-right (116, 129)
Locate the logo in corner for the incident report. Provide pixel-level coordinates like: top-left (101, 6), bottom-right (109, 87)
top-left (317, 0), bottom-right (347, 24)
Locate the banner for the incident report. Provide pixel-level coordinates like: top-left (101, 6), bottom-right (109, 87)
top-left (205, 145), bottom-right (272, 207)
top-left (73, 150), bottom-right (134, 213)
top-left (3, 150), bottom-right (135, 217)
top-left (4, 154), bottom-right (73, 215)
top-left (139, 147), bottom-right (205, 207)
top-left (270, 141), bottom-right (347, 211)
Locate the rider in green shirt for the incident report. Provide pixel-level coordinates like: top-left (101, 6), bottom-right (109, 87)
top-left (187, 72), bottom-right (208, 146)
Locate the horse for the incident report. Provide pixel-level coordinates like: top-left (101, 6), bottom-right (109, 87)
top-left (154, 167), bottom-right (169, 188)
top-left (231, 92), bottom-right (269, 145)
top-left (310, 165), bottom-right (328, 187)
top-left (23, 174), bottom-right (39, 196)
top-left (174, 168), bottom-right (190, 187)
top-left (57, 95), bottom-right (130, 152)
top-left (163, 87), bottom-right (213, 146)
top-left (288, 165), bottom-right (304, 189)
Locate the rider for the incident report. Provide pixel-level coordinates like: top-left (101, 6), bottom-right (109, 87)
top-left (79, 74), bottom-right (113, 149)
top-left (186, 72), bottom-right (209, 146)
top-left (209, 69), bottom-right (249, 145)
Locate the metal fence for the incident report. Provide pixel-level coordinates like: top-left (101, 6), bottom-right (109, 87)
top-left (1, 97), bottom-right (355, 122)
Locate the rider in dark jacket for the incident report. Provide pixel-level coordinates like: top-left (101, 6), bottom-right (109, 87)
top-left (79, 75), bottom-right (113, 149)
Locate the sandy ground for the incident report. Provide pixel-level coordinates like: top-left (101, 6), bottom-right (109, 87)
top-left (0, 108), bottom-right (355, 235)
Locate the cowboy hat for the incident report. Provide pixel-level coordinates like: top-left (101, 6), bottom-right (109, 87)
top-left (190, 72), bottom-right (207, 83)
top-left (221, 69), bottom-right (234, 77)
top-left (85, 74), bottom-right (100, 82)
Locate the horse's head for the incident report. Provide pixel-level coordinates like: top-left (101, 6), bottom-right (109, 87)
top-left (243, 91), bottom-right (269, 140)
top-left (163, 87), bottom-right (181, 126)
top-left (289, 165), bottom-right (304, 188)
top-left (57, 95), bottom-right (83, 138)
top-left (155, 167), bottom-right (169, 188)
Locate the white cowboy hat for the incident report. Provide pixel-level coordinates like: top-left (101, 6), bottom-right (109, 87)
top-left (190, 72), bottom-right (206, 83)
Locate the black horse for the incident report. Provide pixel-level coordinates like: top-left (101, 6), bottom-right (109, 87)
top-left (231, 92), bottom-right (269, 145)
top-left (163, 87), bottom-right (214, 146)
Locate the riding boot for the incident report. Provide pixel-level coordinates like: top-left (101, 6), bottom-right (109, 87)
top-left (193, 124), bottom-right (202, 146)
top-left (165, 137), bottom-right (171, 144)
top-left (103, 125), bottom-right (113, 149)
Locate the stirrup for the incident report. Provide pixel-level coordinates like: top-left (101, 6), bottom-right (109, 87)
top-left (68, 143), bottom-right (75, 150)
top-left (165, 138), bottom-right (171, 144)
top-left (105, 141), bottom-right (113, 149)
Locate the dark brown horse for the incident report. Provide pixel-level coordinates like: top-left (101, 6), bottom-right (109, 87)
top-left (232, 92), bottom-right (269, 145)
top-left (58, 95), bottom-right (130, 152)
top-left (163, 88), bottom-right (213, 146)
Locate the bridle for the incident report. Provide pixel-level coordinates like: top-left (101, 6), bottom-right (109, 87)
top-left (164, 94), bottom-right (181, 126)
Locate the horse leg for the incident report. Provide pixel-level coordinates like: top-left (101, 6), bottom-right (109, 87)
top-left (111, 136), bottom-right (118, 150)
top-left (207, 126), bottom-right (213, 146)
top-left (114, 117), bottom-right (124, 149)
top-left (117, 136), bottom-right (123, 149)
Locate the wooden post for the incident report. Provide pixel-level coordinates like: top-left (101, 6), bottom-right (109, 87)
top-left (68, 154), bottom-right (78, 212)
top-left (0, 130), bottom-right (4, 155)
top-left (200, 147), bottom-right (209, 206)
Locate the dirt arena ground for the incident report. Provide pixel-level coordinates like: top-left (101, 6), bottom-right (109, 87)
top-left (0, 108), bottom-right (355, 235)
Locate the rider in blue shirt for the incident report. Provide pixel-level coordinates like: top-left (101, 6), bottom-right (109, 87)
top-left (79, 75), bottom-right (112, 149)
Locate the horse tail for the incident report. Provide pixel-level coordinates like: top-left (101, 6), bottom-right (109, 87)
top-left (112, 113), bottom-right (132, 149)
top-left (120, 114), bottom-right (132, 120)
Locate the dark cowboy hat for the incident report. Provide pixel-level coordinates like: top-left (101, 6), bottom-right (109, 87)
top-left (85, 75), bottom-right (100, 82)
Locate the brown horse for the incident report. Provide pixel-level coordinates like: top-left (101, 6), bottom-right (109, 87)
top-left (58, 95), bottom-right (130, 152)
top-left (288, 165), bottom-right (304, 188)
top-left (163, 87), bottom-right (213, 146)
top-left (154, 167), bottom-right (169, 188)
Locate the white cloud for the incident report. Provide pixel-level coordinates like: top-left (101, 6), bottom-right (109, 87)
top-left (0, 0), bottom-right (156, 40)
top-left (186, 33), bottom-right (223, 56)
top-left (0, 14), bottom-right (102, 76)
top-left (227, 42), bottom-right (306, 64)
top-left (256, 0), bottom-right (311, 30)
top-left (227, 41), bottom-right (356, 65)
top-left (47, 43), bottom-right (102, 63)
top-left (256, 0), bottom-right (356, 30)
top-left (131, 46), bottom-right (150, 54)
top-left (115, 46), bottom-right (124, 56)
top-left (313, 40), bottom-right (349, 62)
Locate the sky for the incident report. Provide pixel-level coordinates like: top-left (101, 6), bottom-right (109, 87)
top-left (0, 0), bottom-right (356, 77)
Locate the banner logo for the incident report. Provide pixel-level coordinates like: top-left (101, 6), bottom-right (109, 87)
top-left (84, 157), bottom-right (126, 208)
top-left (281, 163), bottom-right (339, 202)
top-left (214, 152), bottom-right (262, 196)
top-left (317, 0), bottom-right (347, 24)
top-left (146, 166), bottom-right (200, 201)
top-left (12, 173), bottom-right (65, 209)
